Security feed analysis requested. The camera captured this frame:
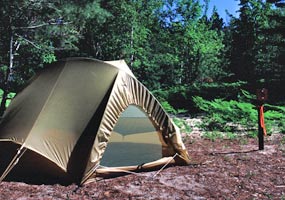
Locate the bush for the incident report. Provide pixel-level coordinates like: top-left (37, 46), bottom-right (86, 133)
top-left (0, 89), bottom-right (16, 108)
top-left (165, 81), bottom-right (247, 113)
top-left (193, 94), bottom-right (285, 135)
top-left (173, 117), bottom-right (192, 134)
top-left (193, 96), bottom-right (257, 131)
top-left (159, 99), bottom-right (190, 134)
top-left (160, 101), bottom-right (178, 115)
top-left (264, 104), bottom-right (285, 134)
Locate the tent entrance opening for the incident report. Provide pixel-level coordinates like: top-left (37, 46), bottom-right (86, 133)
top-left (100, 105), bottom-right (162, 167)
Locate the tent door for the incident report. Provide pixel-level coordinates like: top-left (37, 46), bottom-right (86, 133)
top-left (100, 105), bottom-right (162, 167)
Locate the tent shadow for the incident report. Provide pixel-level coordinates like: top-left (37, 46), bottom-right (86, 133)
top-left (1, 143), bottom-right (72, 186)
top-left (66, 84), bottom-right (114, 185)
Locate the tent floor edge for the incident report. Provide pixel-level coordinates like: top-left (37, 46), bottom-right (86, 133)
top-left (84, 156), bottom-right (180, 182)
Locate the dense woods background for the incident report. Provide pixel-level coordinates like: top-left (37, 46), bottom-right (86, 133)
top-left (0, 0), bottom-right (284, 119)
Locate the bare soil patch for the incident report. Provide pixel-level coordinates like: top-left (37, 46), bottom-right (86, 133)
top-left (1, 134), bottom-right (285, 199)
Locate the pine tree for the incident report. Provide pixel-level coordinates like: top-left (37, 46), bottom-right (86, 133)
top-left (256, 0), bottom-right (285, 101)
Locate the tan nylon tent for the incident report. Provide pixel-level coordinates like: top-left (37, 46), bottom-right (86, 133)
top-left (0, 58), bottom-right (190, 185)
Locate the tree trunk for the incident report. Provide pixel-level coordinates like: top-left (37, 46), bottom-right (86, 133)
top-left (0, 34), bottom-right (14, 117)
top-left (130, 25), bottom-right (134, 68)
top-left (0, 90), bottom-right (8, 117)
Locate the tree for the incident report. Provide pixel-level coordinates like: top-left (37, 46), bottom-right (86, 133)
top-left (171, 0), bottom-right (226, 84)
top-left (183, 21), bottom-right (226, 83)
top-left (88, 0), bottom-right (166, 90)
top-left (255, 0), bottom-right (285, 101)
top-left (0, 0), bottom-right (61, 115)
top-left (229, 0), bottom-right (257, 83)
top-left (209, 6), bottom-right (225, 31)
top-left (132, 0), bottom-right (228, 88)
top-left (0, 0), bottom-right (109, 116)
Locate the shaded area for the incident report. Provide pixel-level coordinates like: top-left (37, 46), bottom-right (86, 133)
top-left (66, 79), bottom-right (115, 184)
top-left (0, 142), bottom-right (71, 185)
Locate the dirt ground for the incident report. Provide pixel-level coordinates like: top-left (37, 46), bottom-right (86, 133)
top-left (1, 133), bottom-right (285, 200)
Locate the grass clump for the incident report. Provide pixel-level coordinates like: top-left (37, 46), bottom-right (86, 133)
top-left (202, 131), bottom-right (223, 141)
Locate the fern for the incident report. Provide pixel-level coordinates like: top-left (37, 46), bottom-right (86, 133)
top-left (193, 95), bottom-right (285, 135)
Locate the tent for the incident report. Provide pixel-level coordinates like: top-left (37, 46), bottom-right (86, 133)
top-left (0, 58), bottom-right (190, 185)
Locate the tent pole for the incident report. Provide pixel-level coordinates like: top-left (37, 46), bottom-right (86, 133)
top-left (0, 146), bottom-right (27, 182)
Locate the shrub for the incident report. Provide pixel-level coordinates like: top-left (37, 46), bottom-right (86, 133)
top-left (193, 94), bottom-right (285, 135)
top-left (193, 96), bottom-right (257, 132)
top-left (173, 117), bottom-right (192, 134)
top-left (264, 104), bottom-right (285, 134)
top-left (166, 81), bottom-right (247, 113)
top-left (0, 89), bottom-right (16, 108)
top-left (159, 99), bottom-right (191, 134)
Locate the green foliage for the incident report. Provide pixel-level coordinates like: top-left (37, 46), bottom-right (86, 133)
top-left (0, 65), bottom-right (8, 73)
top-left (225, 132), bottom-right (238, 140)
top-left (228, 0), bottom-right (285, 102)
top-left (191, 81), bottom-right (247, 100)
top-left (264, 104), bottom-right (285, 133)
top-left (0, 0), bottom-right (284, 116)
top-left (0, 0), bottom-right (112, 115)
top-left (160, 101), bottom-right (178, 115)
top-left (152, 89), bottom-right (170, 102)
top-left (202, 131), bottom-right (223, 141)
top-left (238, 89), bottom-right (256, 102)
top-left (193, 94), bottom-right (285, 135)
top-left (42, 53), bottom-right (57, 64)
top-left (255, 1), bottom-right (285, 86)
top-left (173, 118), bottom-right (192, 134)
top-left (182, 21), bottom-right (227, 83)
top-left (193, 96), bottom-right (257, 132)
top-left (0, 89), bottom-right (16, 108)
top-left (247, 131), bottom-right (257, 138)
top-left (160, 81), bottom-right (247, 114)
top-left (160, 101), bottom-right (187, 115)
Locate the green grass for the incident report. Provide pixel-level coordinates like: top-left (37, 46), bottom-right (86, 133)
top-left (202, 131), bottom-right (224, 141)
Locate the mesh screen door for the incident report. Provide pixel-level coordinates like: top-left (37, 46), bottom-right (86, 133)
top-left (100, 105), bottom-right (162, 167)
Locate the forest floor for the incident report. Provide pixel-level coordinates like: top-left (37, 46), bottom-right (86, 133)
top-left (1, 133), bottom-right (285, 199)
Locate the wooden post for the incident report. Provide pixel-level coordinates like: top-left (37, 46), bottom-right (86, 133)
top-left (257, 104), bottom-right (264, 150)
top-left (256, 88), bottom-right (268, 150)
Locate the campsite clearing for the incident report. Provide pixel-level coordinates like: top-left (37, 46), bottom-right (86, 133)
top-left (1, 133), bottom-right (285, 199)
